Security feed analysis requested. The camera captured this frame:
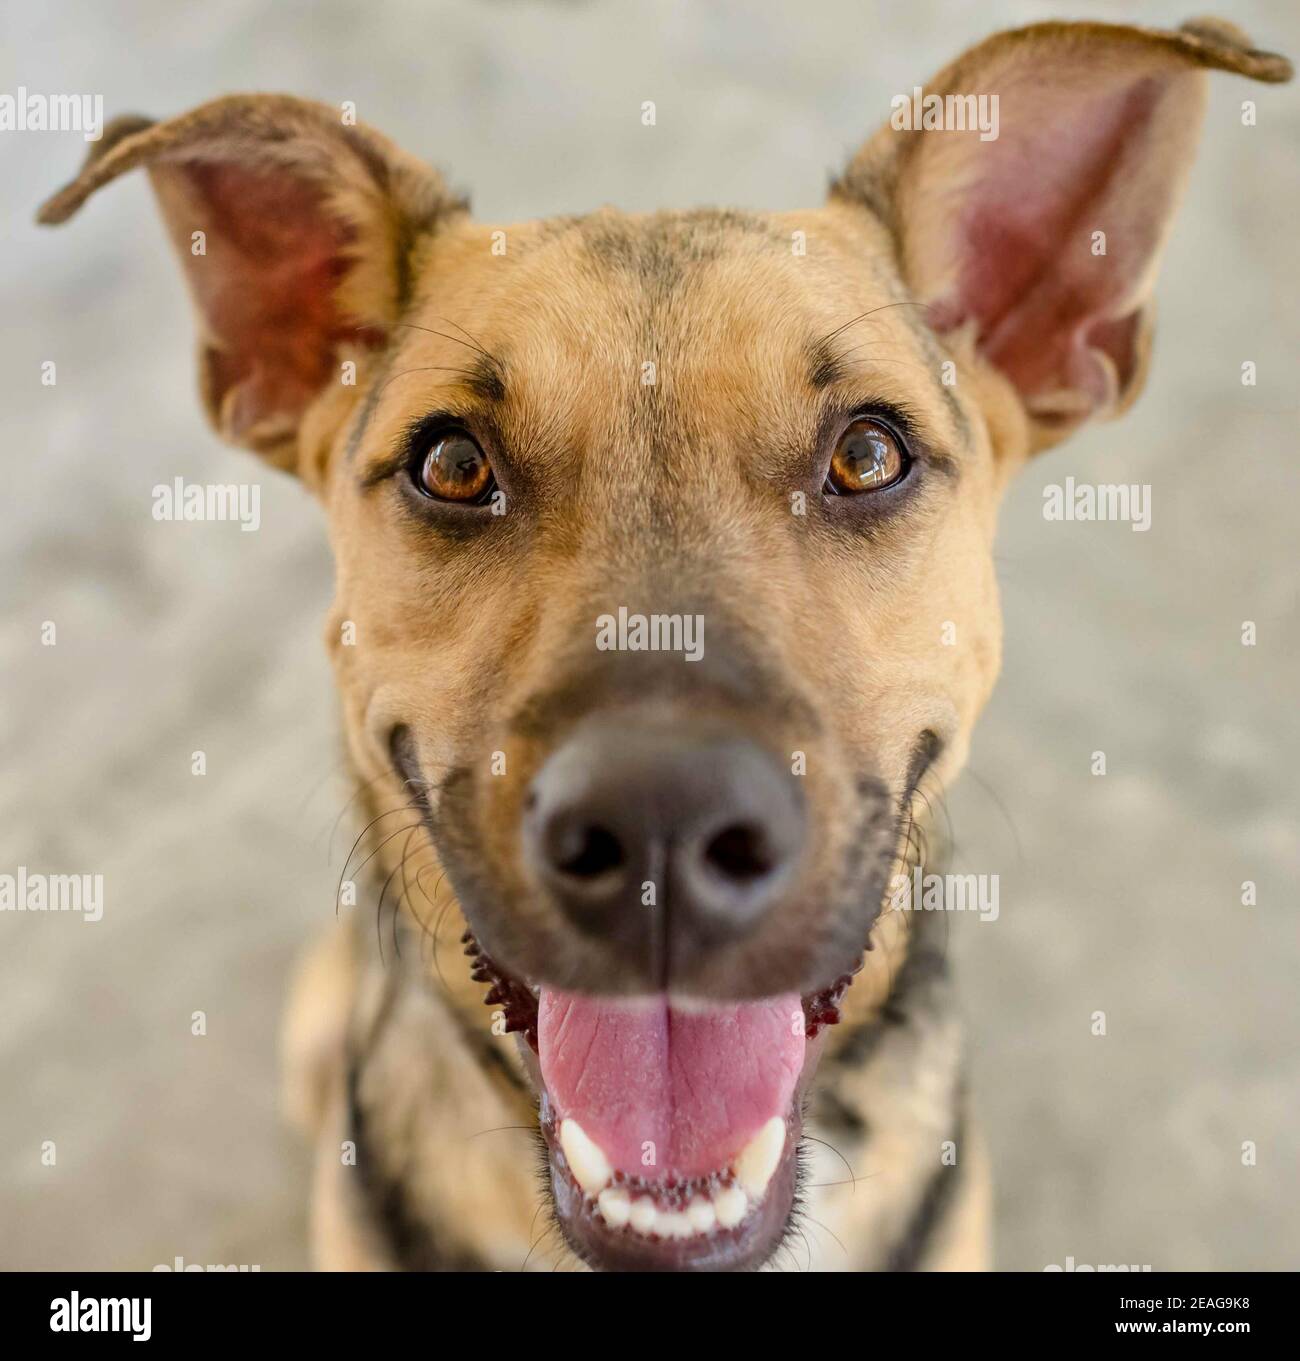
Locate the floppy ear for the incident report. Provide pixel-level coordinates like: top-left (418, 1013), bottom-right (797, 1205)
top-left (38, 95), bottom-right (464, 477)
top-left (833, 18), bottom-right (1291, 452)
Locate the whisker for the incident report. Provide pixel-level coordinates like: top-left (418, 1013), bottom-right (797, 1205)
top-left (337, 815), bottom-right (423, 912)
top-left (294, 753), bottom-right (350, 819)
top-left (434, 316), bottom-right (503, 368)
top-left (521, 1219), bottom-right (561, 1273)
top-left (820, 300), bottom-right (934, 347)
top-left (374, 366), bottom-right (485, 399)
top-left (415, 867), bottom-right (455, 988)
top-left (802, 1213), bottom-right (847, 1258)
top-left (373, 842), bottom-right (414, 966)
top-left (806, 1170), bottom-right (883, 1189)
top-left (390, 826), bottom-right (422, 961)
top-left (801, 1134), bottom-right (858, 1192)
top-left (959, 764), bottom-right (1025, 867)
top-left (339, 803), bottom-right (420, 881)
top-left (322, 768), bottom-right (395, 856)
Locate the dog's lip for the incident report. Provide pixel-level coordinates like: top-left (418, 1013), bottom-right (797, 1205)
top-left (462, 927), bottom-right (862, 1049)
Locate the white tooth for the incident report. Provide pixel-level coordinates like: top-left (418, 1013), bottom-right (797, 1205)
top-left (734, 1116), bottom-right (786, 1199)
top-left (713, 1185), bottom-right (748, 1229)
top-left (559, 1118), bottom-right (611, 1196)
top-left (686, 1198), bottom-right (717, 1233)
top-left (658, 1211), bottom-right (692, 1239)
top-left (597, 1185), bottom-right (631, 1228)
top-left (629, 1196), bottom-right (658, 1235)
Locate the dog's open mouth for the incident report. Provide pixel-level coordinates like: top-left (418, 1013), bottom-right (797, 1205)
top-left (465, 932), bottom-right (854, 1270)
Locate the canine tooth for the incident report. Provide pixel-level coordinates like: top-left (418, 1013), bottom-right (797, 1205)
top-left (597, 1186), bottom-right (631, 1228)
top-left (686, 1197), bottom-right (717, 1233)
top-left (713, 1185), bottom-right (748, 1229)
top-left (734, 1116), bottom-right (785, 1199)
top-left (629, 1196), bottom-right (658, 1235)
top-left (559, 1119), bottom-right (612, 1196)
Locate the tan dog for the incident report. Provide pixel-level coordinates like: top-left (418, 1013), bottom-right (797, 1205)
top-left (40, 18), bottom-right (1289, 1271)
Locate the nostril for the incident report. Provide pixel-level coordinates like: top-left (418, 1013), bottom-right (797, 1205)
top-left (703, 823), bottom-right (775, 883)
top-left (553, 823), bottom-right (625, 879)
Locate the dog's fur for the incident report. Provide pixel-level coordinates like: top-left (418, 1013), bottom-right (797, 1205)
top-left (40, 18), bottom-right (1289, 1270)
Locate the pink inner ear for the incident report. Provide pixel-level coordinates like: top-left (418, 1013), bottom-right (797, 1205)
top-left (180, 162), bottom-right (367, 443)
top-left (931, 77), bottom-right (1165, 419)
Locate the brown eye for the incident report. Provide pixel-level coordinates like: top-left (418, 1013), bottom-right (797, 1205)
top-left (416, 432), bottom-right (493, 503)
top-left (826, 417), bottom-right (908, 495)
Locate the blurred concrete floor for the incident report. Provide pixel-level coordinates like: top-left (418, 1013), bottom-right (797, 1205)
top-left (1, 0), bottom-right (1296, 1270)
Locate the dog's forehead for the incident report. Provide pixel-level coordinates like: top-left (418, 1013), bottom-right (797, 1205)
top-left (390, 204), bottom-right (935, 460)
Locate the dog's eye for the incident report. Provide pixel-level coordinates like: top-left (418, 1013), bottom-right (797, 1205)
top-left (414, 432), bottom-right (494, 503)
top-left (825, 417), bottom-right (908, 495)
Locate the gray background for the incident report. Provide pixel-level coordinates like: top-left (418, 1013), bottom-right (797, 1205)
top-left (1, 0), bottom-right (1295, 1271)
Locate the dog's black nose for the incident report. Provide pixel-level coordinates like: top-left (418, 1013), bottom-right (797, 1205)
top-left (523, 717), bottom-right (805, 967)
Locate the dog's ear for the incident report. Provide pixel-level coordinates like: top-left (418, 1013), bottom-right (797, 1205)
top-left (38, 95), bottom-right (463, 479)
top-left (834, 18), bottom-right (1291, 453)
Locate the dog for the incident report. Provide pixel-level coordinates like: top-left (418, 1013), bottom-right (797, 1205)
top-left (39, 17), bottom-right (1290, 1272)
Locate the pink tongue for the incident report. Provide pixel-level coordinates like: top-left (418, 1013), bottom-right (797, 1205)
top-left (538, 989), bottom-right (805, 1180)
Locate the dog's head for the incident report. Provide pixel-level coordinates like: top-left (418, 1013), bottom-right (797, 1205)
top-left (41, 18), bottom-right (1288, 1270)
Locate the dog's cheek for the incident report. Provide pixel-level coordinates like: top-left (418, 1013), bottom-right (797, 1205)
top-left (297, 355), bottom-right (376, 496)
top-left (472, 729), bottom-right (543, 900)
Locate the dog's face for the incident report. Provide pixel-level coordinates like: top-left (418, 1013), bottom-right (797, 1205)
top-left (42, 18), bottom-right (1288, 1270)
top-left (330, 202), bottom-right (1005, 1001)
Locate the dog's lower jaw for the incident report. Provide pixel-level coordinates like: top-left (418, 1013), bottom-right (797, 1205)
top-left (531, 1034), bottom-right (832, 1272)
top-left (309, 889), bottom-right (981, 1272)
top-left (461, 928), bottom-right (859, 1271)
top-left (544, 1103), bottom-right (805, 1272)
